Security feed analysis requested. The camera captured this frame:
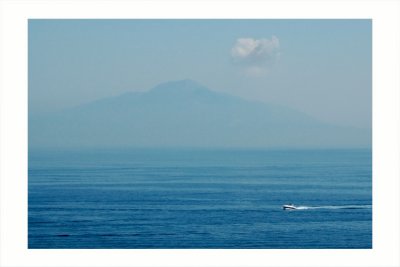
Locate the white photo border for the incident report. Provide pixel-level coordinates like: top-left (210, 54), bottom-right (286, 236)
top-left (0, 0), bottom-right (399, 266)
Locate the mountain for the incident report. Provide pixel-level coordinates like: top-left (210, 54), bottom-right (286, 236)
top-left (29, 79), bottom-right (371, 149)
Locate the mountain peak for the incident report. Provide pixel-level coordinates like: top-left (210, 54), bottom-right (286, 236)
top-left (150, 79), bottom-right (209, 94)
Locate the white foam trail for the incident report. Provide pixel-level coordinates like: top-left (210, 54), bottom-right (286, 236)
top-left (295, 205), bottom-right (372, 210)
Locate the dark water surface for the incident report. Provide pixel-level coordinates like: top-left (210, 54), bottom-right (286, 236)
top-left (28, 148), bottom-right (372, 248)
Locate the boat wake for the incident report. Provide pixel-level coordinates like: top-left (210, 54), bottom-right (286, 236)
top-left (294, 205), bottom-right (372, 210)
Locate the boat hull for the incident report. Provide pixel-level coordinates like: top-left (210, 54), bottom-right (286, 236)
top-left (282, 205), bottom-right (297, 210)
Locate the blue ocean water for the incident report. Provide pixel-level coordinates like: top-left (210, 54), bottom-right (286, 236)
top-left (28, 148), bottom-right (372, 249)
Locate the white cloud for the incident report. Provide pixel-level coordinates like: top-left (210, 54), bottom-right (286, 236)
top-left (230, 36), bottom-right (280, 75)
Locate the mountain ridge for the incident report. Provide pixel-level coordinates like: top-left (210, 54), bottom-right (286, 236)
top-left (29, 79), bottom-right (371, 149)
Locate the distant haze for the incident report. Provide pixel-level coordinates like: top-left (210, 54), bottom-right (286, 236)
top-left (29, 79), bottom-right (371, 149)
top-left (29, 20), bottom-right (371, 130)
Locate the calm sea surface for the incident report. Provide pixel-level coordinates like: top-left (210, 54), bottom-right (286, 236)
top-left (28, 148), bottom-right (372, 248)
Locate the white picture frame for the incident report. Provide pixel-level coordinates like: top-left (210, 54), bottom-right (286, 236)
top-left (0, 0), bottom-right (399, 266)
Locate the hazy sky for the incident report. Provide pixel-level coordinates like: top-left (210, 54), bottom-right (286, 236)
top-left (29, 19), bottom-right (371, 128)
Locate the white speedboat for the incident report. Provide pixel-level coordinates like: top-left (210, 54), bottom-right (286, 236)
top-left (282, 204), bottom-right (297, 210)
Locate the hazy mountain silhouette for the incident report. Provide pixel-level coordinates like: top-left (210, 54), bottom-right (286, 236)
top-left (29, 79), bottom-right (371, 149)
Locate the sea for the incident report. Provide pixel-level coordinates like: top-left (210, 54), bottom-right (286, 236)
top-left (28, 148), bottom-right (372, 249)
